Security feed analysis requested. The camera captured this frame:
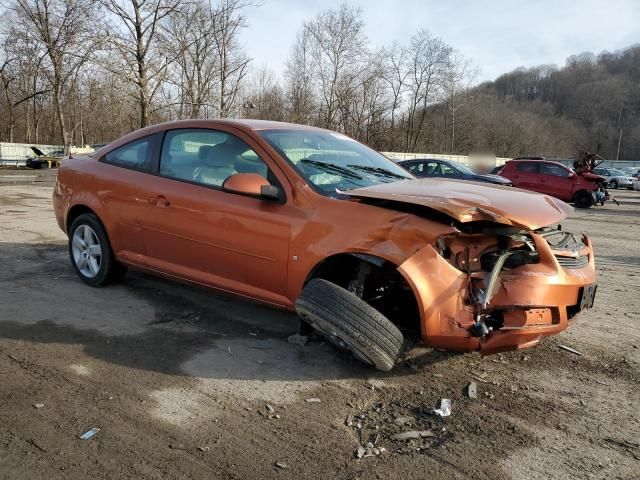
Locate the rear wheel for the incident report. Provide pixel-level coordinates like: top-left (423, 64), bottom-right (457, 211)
top-left (295, 278), bottom-right (404, 371)
top-left (573, 190), bottom-right (593, 209)
top-left (68, 213), bottom-right (127, 286)
top-left (609, 179), bottom-right (618, 189)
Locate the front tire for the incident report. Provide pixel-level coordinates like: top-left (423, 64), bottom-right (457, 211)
top-left (295, 279), bottom-right (404, 371)
top-left (573, 190), bottom-right (594, 209)
top-left (68, 213), bottom-right (126, 287)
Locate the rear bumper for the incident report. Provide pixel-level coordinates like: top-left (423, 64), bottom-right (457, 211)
top-left (399, 232), bottom-right (596, 354)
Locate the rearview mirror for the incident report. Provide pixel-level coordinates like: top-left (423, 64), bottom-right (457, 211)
top-left (223, 173), bottom-right (281, 200)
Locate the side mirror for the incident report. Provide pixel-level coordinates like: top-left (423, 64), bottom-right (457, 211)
top-left (568, 172), bottom-right (576, 178)
top-left (223, 173), bottom-right (281, 200)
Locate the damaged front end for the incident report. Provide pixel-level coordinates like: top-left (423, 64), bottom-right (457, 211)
top-left (398, 223), bottom-right (597, 354)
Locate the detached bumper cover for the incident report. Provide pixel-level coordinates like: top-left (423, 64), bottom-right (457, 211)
top-left (399, 233), bottom-right (596, 354)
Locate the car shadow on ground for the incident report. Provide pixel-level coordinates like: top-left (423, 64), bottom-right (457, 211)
top-left (0, 242), bottom-right (454, 384)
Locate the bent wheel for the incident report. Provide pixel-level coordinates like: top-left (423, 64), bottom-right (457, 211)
top-left (295, 279), bottom-right (404, 371)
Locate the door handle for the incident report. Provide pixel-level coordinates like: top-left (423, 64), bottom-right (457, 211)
top-left (149, 195), bottom-right (170, 207)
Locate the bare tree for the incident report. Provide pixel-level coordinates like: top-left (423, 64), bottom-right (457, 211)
top-left (404, 29), bottom-right (450, 151)
top-left (381, 42), bottom-right (410, 150)
top-left (302, 3), bottom-right (368, 130)
top-left (100, 0), bottom-right (181, 128)
top-left (242, 65), bottom-right (285, 120)
top-left (213, 0), bottom-right (252, 117)
top-left (285, 28), bottom-right (315, 124)
top-left (161, 0), bottom-right (220, 118)
top-left (441, 52), bottom-right (477, 153)
top-left (6, 0), bottom-right (97, 149)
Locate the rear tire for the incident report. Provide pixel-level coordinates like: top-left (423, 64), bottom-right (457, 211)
top-left (295, 279), bottom-right (404, 371)
top-left (573, 190), bottom-right (593, 209)
top-left (609, 180), bottom-right (618, 189)
top-left (68, 213), bottom-right (127, 287)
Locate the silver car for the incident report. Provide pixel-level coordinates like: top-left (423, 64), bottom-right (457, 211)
top-left (593, 167), bottom-right (635, 189)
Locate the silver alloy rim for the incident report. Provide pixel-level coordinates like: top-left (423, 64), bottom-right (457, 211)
top-left (71, 224), bottom-right (102, 278)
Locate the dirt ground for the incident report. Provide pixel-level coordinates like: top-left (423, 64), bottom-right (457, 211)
top-left (1, 182), bottom-right (639, 480)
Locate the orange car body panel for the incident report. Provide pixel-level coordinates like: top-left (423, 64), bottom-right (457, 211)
top-left (53, 119), bottom-right (596, 354)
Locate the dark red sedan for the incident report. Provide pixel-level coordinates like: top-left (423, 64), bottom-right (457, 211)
top-left (496, 159), bottom-right (600, 208)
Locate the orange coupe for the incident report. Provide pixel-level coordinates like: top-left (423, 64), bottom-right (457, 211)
top-left (53, 120), bottom-right (597, 370)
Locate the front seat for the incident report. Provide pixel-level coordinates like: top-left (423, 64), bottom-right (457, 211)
top-left (196, 143), bottom-right (239, 186)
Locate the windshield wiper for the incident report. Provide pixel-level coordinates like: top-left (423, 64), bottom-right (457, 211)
top-left (346, 164), bottom-right (408, 180)
top-left (300, 159), bottom-right (363, 180)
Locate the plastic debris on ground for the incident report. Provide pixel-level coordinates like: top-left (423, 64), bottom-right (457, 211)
top-left (79, 428), bottom-right (100, 440)
top-left (431, 399), bottom-right (451, 417)
top-left (467, 382), bottom-right (478, 399)
top-left (558, 345), bottom-right (583, 356)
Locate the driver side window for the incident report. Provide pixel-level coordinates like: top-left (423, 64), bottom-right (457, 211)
top-left (159, 129), bottom-right (271, 188)
top-left (540, 164), bottom-right (570, 177)
top-left (425, 161), bottom-right (440, 176)
top-left (440, 163), bottom-right (458, 176)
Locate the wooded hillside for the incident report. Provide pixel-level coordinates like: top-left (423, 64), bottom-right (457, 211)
top-left (1, 1), bottom-right (638, 159)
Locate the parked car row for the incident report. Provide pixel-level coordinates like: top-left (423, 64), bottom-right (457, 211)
top-left (591, 167), bottom-right (636, 189)
top-left (394, 156), bottom-right (608, 209)
top-left (397, 158), bottom-right (512, 186)
top-left (621, 166), bottom-right (640, 179)
top-left (493, 159), bottom-right (602, 208)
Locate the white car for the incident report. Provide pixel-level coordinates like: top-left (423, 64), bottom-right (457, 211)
top-left (593, 167), bottom-right (635, 189)
top-left (634, 179), bottom-right (640, 191)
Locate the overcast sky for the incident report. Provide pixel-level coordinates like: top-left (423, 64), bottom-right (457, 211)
top-left (241, 0), bottom-right (640, 82)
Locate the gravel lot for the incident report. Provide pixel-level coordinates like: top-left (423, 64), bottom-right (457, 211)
top-left (1, 183), bottom-right (639, 480)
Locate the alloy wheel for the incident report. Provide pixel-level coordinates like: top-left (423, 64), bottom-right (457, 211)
top-left (71, 224), bottom-right (102, 278)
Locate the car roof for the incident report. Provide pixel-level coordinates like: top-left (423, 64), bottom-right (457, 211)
top-left (398, 158), bottom-right (448, 163)
top-left (153, 118), bottom-right (329, 132)
top-left (508, 159), bottom-right (568, 168)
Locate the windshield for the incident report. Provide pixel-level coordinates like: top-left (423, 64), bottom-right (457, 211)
top-left (610, 169), bottom-right (626, 176)
top-left (450, 161), bottom-right (475, 175)
top-left (259, 129), bottom-right (413, 195)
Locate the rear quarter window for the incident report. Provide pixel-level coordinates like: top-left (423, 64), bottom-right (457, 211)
top-left (102, 134), bottom-right (162, 172)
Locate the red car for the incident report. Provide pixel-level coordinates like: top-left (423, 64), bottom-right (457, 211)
top-left (496, 159), bottom-right (599, 208)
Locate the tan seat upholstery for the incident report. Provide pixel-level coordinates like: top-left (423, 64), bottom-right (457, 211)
top-left (195, 143), bottom-right (238, 186)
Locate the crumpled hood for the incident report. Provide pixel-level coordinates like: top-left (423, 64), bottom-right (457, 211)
top-left (345, 178), bottom-right (573, 230)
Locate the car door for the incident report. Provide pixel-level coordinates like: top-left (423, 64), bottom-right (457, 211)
top-left (136, 127), bottom-right (293, 305)
top-left (97, 133), bottom-right (163, 257)
top-left (511, 161), bottom-right (542, 191)
top-left (538, 163), bottom-right (574, 200)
